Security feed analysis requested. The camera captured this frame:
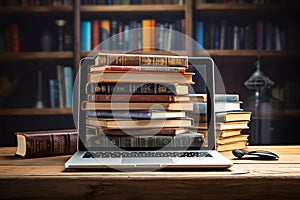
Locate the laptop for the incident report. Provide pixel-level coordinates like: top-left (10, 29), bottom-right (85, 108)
top-left (65, 56), bottom-right (233, 170)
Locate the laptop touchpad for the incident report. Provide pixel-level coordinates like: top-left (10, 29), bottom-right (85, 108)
top-left (122, 158), bottom-right (173, 164)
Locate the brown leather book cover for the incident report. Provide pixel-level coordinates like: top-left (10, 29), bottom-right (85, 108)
top-left (15, 129), bottom-right (78, 158)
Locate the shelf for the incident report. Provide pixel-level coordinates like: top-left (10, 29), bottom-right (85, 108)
top-left (0, 108), bottom-right (72, 116)
top-left (0, 51), bottom-right (73, 61)
top-left (195, 3), bottom-right (294, 11)
top-left (80, 4), bottom-right (185, 13)
top-left (0, 6), bottom-right (73, 14)
top-left (197, 50), bottom-right (300, 57)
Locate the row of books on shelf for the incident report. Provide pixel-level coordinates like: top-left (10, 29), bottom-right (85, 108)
top-left (196, 20), bottom-right (288, 51)
top-left (0, 0), bottom-right (72, 6)
top-left (0, 22), bottom-right (73, 52)
top-left (81, 19), bottom-right (185, 51)
top-left (81, 0), bottom-right (184, 5)
top-left (272, 80), bottom-right (300, 109)
top-left (49, 65), bottom-right (73, 108)
top-left (196, 0), bottom-right (284, 3)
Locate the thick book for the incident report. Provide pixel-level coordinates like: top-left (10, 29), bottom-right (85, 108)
top-left (87, 71), bottom-right (195, 84)
top-left (192, 101), bottom-right (242, 114)
top-left (86, 83), bottom-right (190, 95)
top-left (217, 134), bottom-right (249, 145)
top-left (64, 66), bottom-right (73, 108)
top-left (89, 65), bottom-right (186, 73)
top-left (216, 129), bottom-right (242, 138)
top-left (81, 101), bottom-right (194, 111)
top-left (100, 20), bottom-right (110, 50)
top-left (216, 111), bottom-right (252, 122)
top-left (189, 94), bottom-right (239, 102)
top-left (87, 94), bottom-right (191, 102)
top-left (92, 19), bottom-right (100, 49)
top-left (86, 117), bottom-right (194, 129)
top-left (15, 129), bottom-right (78, 158)
top-left (94, 53), bottom-right (188, 68)
top-left (87, 132), bottom-right (204, 148)
top-left (87, 110), bottom-right (186, 119)
top-left (216, 141), bottom-right (248, 152)
top-left (87, 126), bottom-right (189, 136)
top-left (196, 121), bottom-right (249, 130)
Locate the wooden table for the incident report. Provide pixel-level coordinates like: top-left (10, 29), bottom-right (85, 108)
top-left (0, 146), bottom-right (299, 199)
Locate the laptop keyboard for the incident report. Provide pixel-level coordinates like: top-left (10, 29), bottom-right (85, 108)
top-left (83, 151), bottom-right (212, 158)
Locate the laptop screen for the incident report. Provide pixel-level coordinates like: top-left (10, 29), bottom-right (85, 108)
top-left (75, 56), bottom-right (215, 152)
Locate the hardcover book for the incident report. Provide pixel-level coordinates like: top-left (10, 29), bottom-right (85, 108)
top-left (15, 129), bottom-right (78, 158)
top-left (86, 83), bottom-right (190, 95)
top-left (86, 117), bottom-right (194, 129)
top-left (87, 71), bottom-right (194, 84)
top-left (94, 53), bottom-right (188, 68)
top-left (81, 101), bottom-right (194, 111)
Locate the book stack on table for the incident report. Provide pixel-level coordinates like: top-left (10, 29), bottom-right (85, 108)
top-left (82, 53), bottom-right (205, 149)
top-left (188, 94), bottom-right (252, 152)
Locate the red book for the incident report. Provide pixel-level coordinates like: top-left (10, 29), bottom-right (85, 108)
top-left (9, 24), bottom-right (20, 52)
top-left (256, 21), bottom-right (264, 50)
top-left (15, 129), bottom-right (78, 158)
top-left (92, 20), bottom-right (100, 49)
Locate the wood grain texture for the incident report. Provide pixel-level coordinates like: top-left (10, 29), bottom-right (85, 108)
top-left (0, 146), bottom-right (299, 199)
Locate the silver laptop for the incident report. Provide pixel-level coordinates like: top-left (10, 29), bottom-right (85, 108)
top-left (65, 56), bottom-right (232, 170)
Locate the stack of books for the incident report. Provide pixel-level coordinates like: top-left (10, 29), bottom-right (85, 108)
top-left (82, 53), bottom-right (205, 149)
top-left (188, 94), bottom-right (252, 152)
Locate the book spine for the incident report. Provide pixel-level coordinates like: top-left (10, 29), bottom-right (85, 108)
top-left (87, 110), bottom-right (152, 119)
top-left (91, 65), bottom-right (186, 73)
top-left (142, 19), bottom-right (152, 51)
top-left (215, 94), bottom-right (239, 102)
top-left (196, 21), bottom-right (204, 50)
top-left (95, 53), bottom-right (188, 67)
top-left (256, 21), bottom-right (264, 50)
top-left (18, 132), bottom-right (77, 158)
top-left (9, 23), bottom-right (20, 52)
top-left (49, 79), bottom-right (58, 108)
top-left (64, 66), bottom-right (73, 108)
top-left (111, 20), bottom-right (118, 50)
top-left (86, 83), bottom-right (188, 95)
top-left (92, 20), bottom-right (100, 49)
top-left (56, 65), bottom-right (65, 108)
top-left (81, 21), bottom-right (92, 51)
top-left (87, 94), bottom-right (184, 102)
top-left (100, 19), bottom-right (111, 50)
top-left (87, 133), bottom-right (204, 148)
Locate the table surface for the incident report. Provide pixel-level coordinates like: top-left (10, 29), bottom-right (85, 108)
top-left (0, 146), bottom-right (299, 199)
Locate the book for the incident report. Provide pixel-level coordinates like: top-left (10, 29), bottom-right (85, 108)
top-left (86, 117), bottom-right (194, 129)
top-left (192, 101), bottom-right (242, 114)
top-left (216, 121), bottom-right (249, 131)
top-left (216, 134), bottom-right (249, 145)
top-left (87, 71), bottom-right (194, 84)
top-left (89, 65), bottom-right (186, 73)
top-left (64, 66), bottom-right (73, 108)
top-left (100, 19), bottom-right (110, 50)
top-left (81, 101), bottom-right (194, 111)
top-left (142, 19), bottom-right (152, 51)
top-left (15, 129), bottom-right (78, 158)
top-left (87, 110), bottom-right (186, 119)
top-left (196, 21), bottom-right (204, 50)
top-left (216, 129), bottom-right (242, 138)
top-left (87, 94), bottom-right (191, 102)
top-left (86, 83), bottom-right (190, 95)
top-left (87, 132), bottom-right (204, 148)
top-left (189, 94), bottom-right (239, 102)
top-left (88, 126), bottom-right (189, 136)
top-left (216, 141), bottom-right (248, 152)
top-left (94, 53), bottom-right (188, 67)
top-left (92, 19), bottom-right (100, 49)
top-left (56, 65), bottom-right (65, 108)
top-left (216, 111), bottom-right (252, 122)
top-left (49, 79), bottom-right (58, 108)
top-left (196, 121), bottom-right (249, 130)
top-left (80, 21), bottom-right (91, 51)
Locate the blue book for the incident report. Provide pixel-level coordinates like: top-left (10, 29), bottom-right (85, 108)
top-left (49, 79), bottom-right (58, 108)
top-left (192, 102), bottom-right (243, 114)
top-left (64, 66), bottom-right (73, 108)
top-left (81, 21), bottom-right (91, 51)
top-left (196, 21), bottom-right (204, 50)
top-left (189, 94), bottom-right (240, 102)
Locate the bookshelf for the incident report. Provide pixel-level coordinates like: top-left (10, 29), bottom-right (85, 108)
top-left (0, 0), bottom-right (299, 146)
